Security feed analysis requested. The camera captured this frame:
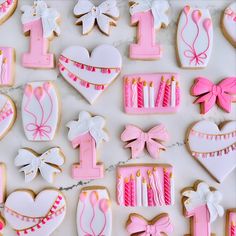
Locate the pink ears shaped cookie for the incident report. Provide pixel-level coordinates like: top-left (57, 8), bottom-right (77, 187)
top-left (0, 0), bottom-right (17, 25)
top-left (74, 0), bottom-right (119, 35)
top-left (226, 209), bottom-right (236, 236)
top-left (177, 6), bottom-right (213, 68)
top-left (58, 44), bottom-right (122, 104)
top-left (191, 77), bottom-right (236, 114)
top-left (182, 181), bottom-right (224, 236)
top-left (126, 213), bottom-right (173, 236)
top-left (187, 120), bottom-right (236, 183)
top-left (4, 189), bottom-right (66, 236)
top-left (121, 124), bottom-right (169, 159)
top-left (77, 187), bottom-right (112, 236)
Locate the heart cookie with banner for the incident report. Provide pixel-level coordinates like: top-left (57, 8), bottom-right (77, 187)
top-left (58, 44), bottom-right (122, 104)
top-left (0, 0), bottom-right (18, 25)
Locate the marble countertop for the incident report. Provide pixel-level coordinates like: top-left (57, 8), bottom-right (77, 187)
top-left (0, 0), bottom-right (236, 235)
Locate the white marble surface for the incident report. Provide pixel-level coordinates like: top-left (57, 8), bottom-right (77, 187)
top-left (0, 0), bottom-right (236, 235)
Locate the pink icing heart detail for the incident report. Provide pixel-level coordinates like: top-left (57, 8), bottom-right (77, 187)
top-left (192, 10), bottom-right (202, 23)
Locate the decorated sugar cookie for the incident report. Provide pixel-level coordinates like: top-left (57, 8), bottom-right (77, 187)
top-left (182, 181), bottom-right (224, 236)
top-left (0, 163), bottom-right (6, 204)
top-left (67, 111), bottom-right (109, 180)
top-left (187, 120), bottom-right (236, 183)
top-left (77, 187), bottom-right (112, 236)
top-left (226, 209), bottom-right (236, 236)
top-left (15, 147), bottom-right (65, 183)
top-left (191, 77), bottom-right (236, 114)
top-left (126, 213), bottom-right (173, 236)
top-left (177, 6), bottom-right (213, 68)
top-left (22, 81), bottom-right (60, 141)
top-left (0, 0), bottom-right (17, 25)
top-left (117, 164), bottom-right (174, 207)
top-left (21, 0), bottom-right (60, 68)
top-left (129, 0), bottom-right (170, 60)
top-left (0, 93), bottom-right (16, 140)
top-left (58, 44), bottom-right (122, 104)
top-left (74, 0), bottom-right (119, 35)
top-left (4, 189), bottom-right (66, 236)
top-left (222, 2), bottom-right (236, 47)
top-left (0, 47), bottom-right (15, 87)
top-left (121, 124), bottom-right (169, 159)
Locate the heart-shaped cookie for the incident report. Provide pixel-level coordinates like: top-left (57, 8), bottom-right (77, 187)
top-left (58, 44), bottom-right (122, 104)
top-left (0, 94), bottom-right (16, 140)
top-left (0, 0), bottom-right (18, 25)
top-left (4, 189), bottom-right (66, 236)
top-left (187, 120), bottom-right (236, 183)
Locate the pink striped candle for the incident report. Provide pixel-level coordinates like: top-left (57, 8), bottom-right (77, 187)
top-left (124, 177), bottom-right (131, 206)
top-left (147, 184), bottom-right (154, 206)
top-left (125, 78), bottom-right (131, 108)
top-left (130, 174), bottom-right (135, 206)
top-left (155, 76), bottom-right (165, 107)
top-left (162, 80), bottom-right (171, 107)
top-left (163, 168), bottom-right (171, 205)
top-left (137, 78), bottom-right (144, 108)
top-left (231, 221), bottom-right (235, 236)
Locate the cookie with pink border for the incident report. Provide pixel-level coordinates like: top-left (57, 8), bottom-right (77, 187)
top-left (226, 209), bottom-right (236, 236)
top-left (0, 0), bottom-right (17, 25)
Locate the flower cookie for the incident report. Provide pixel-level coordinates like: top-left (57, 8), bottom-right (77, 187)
top-left (117, 164), bottom-right (174, 207)
top-left (67, 111), bottom-right (109, 180)
top-left (74, 0), bottom-right (119, 35)
top-left (187, 120), bottom-right (236, 183)
top-left (226, 209), bottom-right (236, 236)
top-left (182, 181), bottom-right (224, 236)
top-left (58, 44), bottom-right (122, 104)
top-left (0, 47), bottom-right (15, 87)
top-left (177, 6), bottom-right (213, 68)
top-left (22, 81), bottom-right (60, 141)
top-left (77, 187), bottom-right (112, 236)
top-left (126, 213), bottom-right (173, 236)
top-left (222, 2), bottom-right (236, 48)
top-left (121, 124), bottom-right (169, 159)
top-left (15, 147), bottom-right (65, 183)
top-left (4, 189), bottom-right (66, 236)
top-left (0, 0), bottom-right (17, 25)
top-left (0, 93), bottom-right (16, 140)
top-left (21, 0), bottom-right (60, 68)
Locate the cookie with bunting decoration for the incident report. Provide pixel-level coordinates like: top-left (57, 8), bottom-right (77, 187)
top-left (0, 0), bottom-right (17, 25)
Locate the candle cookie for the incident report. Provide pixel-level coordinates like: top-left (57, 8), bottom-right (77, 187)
top-left (21, 0), bottom-right (60, 68)
top-left (177, 6), bottom-right (213, 68)
top-left (182, 181), bottom-right (224, 236)
top-left (226, 209), bottom-right (236, 236)
top-left (74, 0), bottom-right (119, 35)
top-left (123, 73), bottom-right (180, 114)
top-left (4, 189), bottom-right (66, 236)
top-left (58, 44), bottom-right (122, 104)
top-left (0, 0), bottom-right (17, 25)
top-left (117, 164), bottom-right (174, 207)
top-left (77, 187), bottom-right (112, 236)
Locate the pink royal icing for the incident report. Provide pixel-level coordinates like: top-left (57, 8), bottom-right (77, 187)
top-left (0, 0), bottom-right (17, 25)
top-left (227, 209), bottom-right (236, 236)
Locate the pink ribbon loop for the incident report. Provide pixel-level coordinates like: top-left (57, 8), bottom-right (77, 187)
top-left (26, 123), bottom-right (52, 140)
top-left (191, 77), bottom-right (236, 114)
top-left (121, 124), bottom-right (169, 159)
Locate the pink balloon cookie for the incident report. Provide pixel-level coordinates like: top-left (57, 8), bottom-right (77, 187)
top-left (22, 81), bottom-right (60, 141)
top-left (58, 44), bottom-right (122, 104)
top-left (191, 77), bottom-right (236, 114)
top-left (226, 209), bottom-right (236, 236)
top-left (182, 181), bottom-right (224, 236)
top-left (77, 187), bottom-right (112, 236)
top-left (117, 164), bottom-right (174, 207)
top-left (124, 73), bottom-right (180, 114)
top-left (21, 0), bottom-right (61, 68)
top-left (0, 0), bottom-right (17, 25)
top-left (187, 120), bottom-right (236, 183)
top-left (4, 189), bottom-right (66, 236)
top-left (121, 124), bottom-right (169, 159)
top-left (129, 0), bottom-right (170, 60)
top-left (0, 47), bottom-right (15, 87)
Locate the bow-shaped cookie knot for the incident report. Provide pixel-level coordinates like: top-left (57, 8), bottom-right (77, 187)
top-left (121, 124), bottom-right (169, 159)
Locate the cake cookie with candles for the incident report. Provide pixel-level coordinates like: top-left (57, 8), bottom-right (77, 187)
top-left (0, 93), bottom-right (16, 140)
top-left (15, 147), bottom-right (65, 183)
top-left (177, 6), bottom-right (213, 68)
top-left (116, 164), bottom-right (174, 207)
top-left (222, 2), bottom-right (236, 47)
top-left (4, 189), bottom-right (66, 236)
top-left (226, 209), bottom-right (236, 236)
top-left (123, 73), bottom-right (180, 114)
top-left (0, 0), bottom-right (17, 25)
top-left (77, 186), bottom-right (112, 236)
top-left (187, 120), bottom-right (236, 183)
top-left (58, 44), bottom-right (122, 104)
top-left (0, 47), bottom-right (15, 87)
top-left (74, 0), bottom-right (119, 36)
top-left (182, 181), bottom-right (224, 236)
top-left (121, 124), bottom-right (169, 159)
top-left (126, 213), bottom-right (173, 236)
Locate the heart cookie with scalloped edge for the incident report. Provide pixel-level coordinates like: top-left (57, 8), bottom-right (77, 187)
top-left (0, 0), bottom-right (18, 25)
top-left (58, 44), bottom-right (122, 104)
top-left (187, 120), bottom-right (236, 183)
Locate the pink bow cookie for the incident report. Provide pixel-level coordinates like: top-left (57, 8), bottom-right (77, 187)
top-left (191, 77), bottom-right (236, 114)
top-left (121, 124), bottom-right (169, 159)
